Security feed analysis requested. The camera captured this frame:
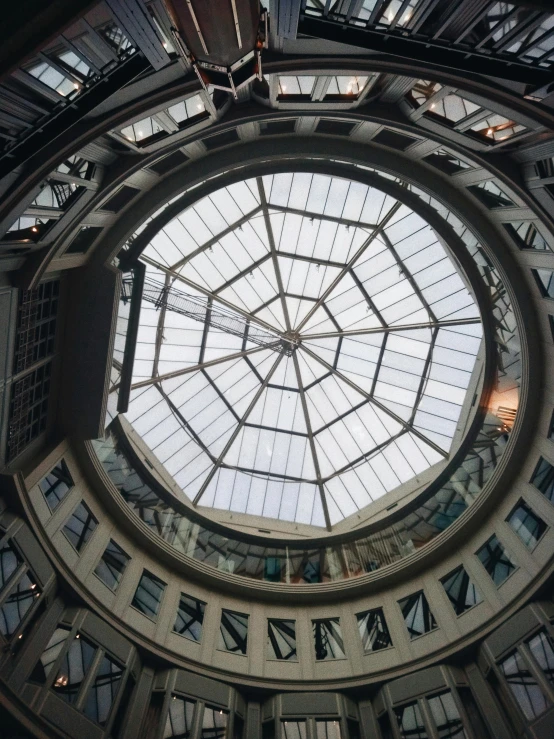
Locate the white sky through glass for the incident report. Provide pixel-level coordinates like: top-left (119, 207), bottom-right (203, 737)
top-left (124, 172), bottom-right (482, 527)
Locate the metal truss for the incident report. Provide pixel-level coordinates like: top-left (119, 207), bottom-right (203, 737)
top-left (130, 173), bottom-right (483, 528)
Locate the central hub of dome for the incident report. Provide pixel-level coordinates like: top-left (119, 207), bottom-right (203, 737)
top-left (124, 171), bottom-right (483, 528)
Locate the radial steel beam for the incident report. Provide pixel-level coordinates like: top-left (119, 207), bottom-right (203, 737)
top-left (291, 349), bottom-right (332, 531)
top-left (257, 177), bottom-right (294, 332)
top-left (299, 342), bottom-right (448, 458)
top-left (294, 201), bottom-right (402, 333)
top-left (268, 203), bottom-right (378, 231)
top-left (193, 350), bottom-right (285, 504)
top-left (116, 343), bottom-right (277, 392)
top-left (302, 317), bottom-right (481, 340)
top-left (381, 231), bottom-right (438, 322)
top-left (152, 273), bottom-right (171, 379)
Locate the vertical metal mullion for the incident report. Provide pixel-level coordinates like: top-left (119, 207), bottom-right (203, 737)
top-left (75, 645), bottom-right (104, 712)
top-left (518, 641), bottom-right (554, 707)
top-left (419, 696), bottom-right (441, 739)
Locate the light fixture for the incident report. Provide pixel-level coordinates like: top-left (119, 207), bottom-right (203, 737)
top-left (31, 226), bottom-right (38, 233)
top-left (487, 128), bottom-right (493, 135)
top-left (430, 103), bottom-right (436, 109)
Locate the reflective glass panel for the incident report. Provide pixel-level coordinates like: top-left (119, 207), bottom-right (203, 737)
top-left (62, 501), bottom-right (97, 552)
top-left (527, 630), bottom-right (554, 686)
top-left (132, 570), bottom-right (166, 618)
top-left (173, 593), bottom-right (206, 642)
top-left (0, 540), bottom-right (22, 594)
top-left (201, 706), bottom-right (228, 739)
top-left (531, 457), bottom-right (554, 500)
top-left (219, 610), bottom-right (248, 654)
top-left (52, 634), bottom-right (96, 704)
top-left (278, 76), bottom-right (315, 96)
top-left (467, 181), bottom-right (514, 209)
top-left (398, 591), bottom-right (437, 638)
top-left (30, 627), bottom-right (70, 683)
top-left (83, 654), bottom-right (123, 725)
top-left (316, 720), bottom-right (342, 739)
top-left (427, 691), bottom-right (466, 739)
top-left (94, 539), bottom-right (130, 590)
top-left (356, 608), bottom-right (392, 652)
top-left (394, 702), bottom-right (428, 739)
top-left (312, 618), bottom-right (345, 660)
top-left (503, 222), bottom-right (550, 251)
top-left (441, 566), bottom-right (482, 615)
top-left (533, 269), bottom-right (554, 299)
top-left (282, 721), bottom-right (307, 739)
top-left (164, 696), bottom-right (195, 738)
top-left (499, 650), bottom-right (548, 720)
top-left (267, 619), bottom-right (297, 660)
top-left (476, 535), bottom-right (516, 585)
top-left (507, 501), bottom-right (547, 548)
top-left (0, 570), bottom-right (40, 637)
top-left (39, 460), bottom-right (73, 511)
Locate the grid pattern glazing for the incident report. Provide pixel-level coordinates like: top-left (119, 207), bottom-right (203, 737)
top-left (125, 173), bottom-right (482, 527)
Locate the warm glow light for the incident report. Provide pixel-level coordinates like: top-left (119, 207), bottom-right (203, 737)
top-left (281, 85), bottom-right (287, 92)
top-left (430, 103), bottom-right (435, 109)
top-left (31, 227), bottom-right (38, 233)
top-left (487, 128), bottom-right (493, 135)
top-left (73, 83), bottom-right (80, 89)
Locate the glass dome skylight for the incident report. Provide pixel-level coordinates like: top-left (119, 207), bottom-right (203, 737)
top-left (123, 172), bottom-right (483, 528)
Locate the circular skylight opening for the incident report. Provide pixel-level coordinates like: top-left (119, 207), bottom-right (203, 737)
top-left (124, 171), bottom-right (483, 528)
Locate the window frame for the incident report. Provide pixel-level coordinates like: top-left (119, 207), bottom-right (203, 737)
top-left (0, 533), bottom-right (42, 643)
top-left (506, 499), bottom-right (548, 551)
top-left (131, 569), bottom-right (167, 621)
top-left (475, 534), bottom-right (517, 587)
top-left (494, 627), bottom-right (554, 723)
top-left (29, 622), bottom-right (128, 729)
top-left (61, 500), bottom-right (98, 554)
top-left (39, 458), bottom-right (73, 512)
